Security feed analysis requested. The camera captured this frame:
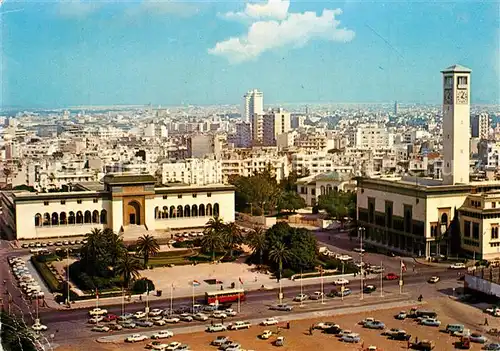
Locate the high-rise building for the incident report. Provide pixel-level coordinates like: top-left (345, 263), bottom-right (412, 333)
top-left (442, 64), bottom-right (471, 185)
top-left (235, 122), bottom-right (252, 148)
top-left (471, 112), bottom-right (489, 140)
top-left (355, 124), bottom-right (394, 149)
top-left (242, 89), bottom-right (263, 123)
top-left (394, 101), bottom-right (399, 115)
top-left (262, 108), bottom-right (291, 146)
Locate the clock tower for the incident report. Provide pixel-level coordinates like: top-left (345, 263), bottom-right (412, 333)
top-left (441, 64), bottom-right (471, 185)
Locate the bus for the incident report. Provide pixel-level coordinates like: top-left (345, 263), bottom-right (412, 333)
top-left (205, 288), bottom-right (246, 304)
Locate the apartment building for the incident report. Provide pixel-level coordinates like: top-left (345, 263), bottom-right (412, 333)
top-left (291, 152), bottom-right (354, 176)
top-left (355, 124), bottom-right (394, 149)
top-left (161, 158), bottom-right (223, 185)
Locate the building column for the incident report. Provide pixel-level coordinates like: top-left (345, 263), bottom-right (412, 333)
top-left (425, 240), bottom-right (431, 259)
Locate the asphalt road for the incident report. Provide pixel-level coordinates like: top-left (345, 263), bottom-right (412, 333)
top-left (39, 267), bottom-right (462, 325)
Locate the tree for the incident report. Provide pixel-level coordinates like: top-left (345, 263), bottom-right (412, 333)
top-left (269, 241), bottom-right (293, 282)
top-left (1, 311), bottom-right (37, 351)
top-left (2, 167), bottom-right (12, 188)
top-left (102, 228), bottom-right (126, 266)
top-left (276, 190), bottom-right (306, 213)
top-left (247, 226), bottom-right (267, 265)
top-left (318, 190), bottom-right (356, 227)
top-left (81, 228), bottom-right (104, 275)
top-left (223, 222), bottom-right (244, 257)
top-left (115, 252), bottom-right (142, 289)
top-left (202, 216), bottom-right (225, 261)
top-left (288, 228), bottom-right (317, 271)
top-left (132, 278), bottom-right (155, 294)
top-left (136, 234), bottom-right (160, 268)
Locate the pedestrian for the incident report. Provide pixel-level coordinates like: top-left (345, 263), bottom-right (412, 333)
top-left (415, 336), bottom-right (418, 344)
top-left (211, 320), bottom-right (214, 326)
top-left (309, 326), bottom-right (313, 335)
top-left (254, 276), bottom-right (257, 282)
top-left (139, 295), bottom-right (142, 301)
top-left (485, 317), bottom-right (489, 326)
top-left (407, 340), bottom-right (410, 349)
top-left (287, 322), bottom-right (290, 329)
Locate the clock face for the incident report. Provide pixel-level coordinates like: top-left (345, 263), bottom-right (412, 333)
top-left (456, 89), bottom-right (468, 104)
top-left (443, 89), bottom-right (453, 105)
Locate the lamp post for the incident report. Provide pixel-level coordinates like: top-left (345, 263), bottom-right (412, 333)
top-left (358, 227), bottom-right (365, 300)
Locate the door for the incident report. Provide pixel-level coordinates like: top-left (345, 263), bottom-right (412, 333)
top-left (129, 213), bottom-right (136, 225)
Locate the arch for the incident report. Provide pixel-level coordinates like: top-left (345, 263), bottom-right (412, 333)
top-left (177, 205), bottom-right (184, 218)
top-left (100, 210), bottom-right (107, 224)
top-left (163, 206), bottom-right (168, 219)
top-left (76, 211), bottom-right (83, 224)
top-left (206, 204), bottom-right (213, 216)
top-left (170, 206), bottom-right (176, 218)
top-left (192, 204), bottom-right (198, 217)
top-left (92, 210), bottom-right (99, 223)
top-left (127, 200), bottom-right (141, 225)
top-left (320, 185), bottom-right (326, 195)
top-left (43, 213), bottom-right (50, 226)
top-left (60, 212), bottom-right (67, 225)
top-left (68, 211), bottom-right (75, 224)
top-left (441, 213), bottom-right (448, 226)
top-left (326, 185), bottom-right (332, 194)
top-left (35, 213), bottom-right (42, 227)
top-left (84, 210), bottom-right (92, 224)
top-left (51, 212), bottom-right (59, 226)
top-left (199, 204), bottom-right (205, 217)
top-left (154, 206), bottom-right (159, 219)
top-left (184, 205), bottom-right (191, 217)
top-left (214, 203), bottom-right (220, 217)
top-left (333, 186), bottom-right (339, 192)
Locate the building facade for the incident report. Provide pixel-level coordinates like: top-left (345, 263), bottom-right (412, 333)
top-left (0, 174), bottom-right (235, 240)
top-left (243, 89), bottom-right (264, 124)
top-left (471, 112), bottom-right (490, 140)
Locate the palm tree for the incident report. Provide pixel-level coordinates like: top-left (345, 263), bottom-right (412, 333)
top-left (247, 226), bottom-right (267, 265)
top-left (115, 252), bottom-right (142, 289)
top-left (2, 167), bottom-right (11, 188)
top-left (269, 241), bottom-right (292, 282)
top-left (81, 228), bottom-right (104, 274)
top-left (202, 217), bottom-right (226, 262)
top-left (136, 234), bottom-right (160, 268)
top-left (223, 222), bottom-right (243, 257)
top-left (102, 228), bottom-right (126, 266)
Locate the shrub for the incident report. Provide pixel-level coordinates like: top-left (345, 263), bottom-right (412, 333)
top-left (31, 256), bottom-right (62, 292)
top-left (132, 278), bottom-right (155, 294)
top-left (281, 269), bottom-right (295, 279)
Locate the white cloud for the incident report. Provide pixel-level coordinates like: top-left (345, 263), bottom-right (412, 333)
top-left (224, 0), bottom-right (289, 21)
top-left (209, 8), bottom-right (355, 64)
top-left (135, 0), bottom-right (200, 17)
top-left (56, 0), bottom-right (100, 18)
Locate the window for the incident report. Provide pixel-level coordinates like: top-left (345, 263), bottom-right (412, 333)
top-left (492, 226), bottom-right (499, 240)
top-left (472, 222), bottom-right (480, 240)
top-left (457, 76), bottom-right (467, 86)
top-left (44, 201), bottom-right (49, 206)
top-left (493, 202), bottom-right (497, 209)
top-left (163, 195), bottom-right (168, 199)
top-left (93, 199), bottom-right (98, 203)
top-left (178, 195), bottom-right (182, 199)
top-left (207, 193), bottom-right (212, 197)
top-left (60, 200), bottom-right (66, 205)
top-left (77, 200), bottom-right (82, 204)
top-left (192, 194), bottom-right (197, 198)
top-left (444, 76), bottom-right (453, 88)
top-left (464, 221), bottom-right (471, 237)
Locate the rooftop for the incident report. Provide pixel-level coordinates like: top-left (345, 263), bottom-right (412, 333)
top-left (102, 173), bottom-right (156, 185)
top-left (441, 64), bottom-right (472, 73)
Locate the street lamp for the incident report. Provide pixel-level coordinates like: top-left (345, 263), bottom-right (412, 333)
top-left (358, 227), bottom-right (365, 300)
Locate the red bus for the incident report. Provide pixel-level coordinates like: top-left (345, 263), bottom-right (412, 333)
top-left (205, 288), bottom-right (246, 304)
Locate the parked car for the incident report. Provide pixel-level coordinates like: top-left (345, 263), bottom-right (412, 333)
top-left (136, 320), bottom-right (154, 327)
top-left (118, 313), bottom-right (134, 321)
top-left (309, 291), bottom-right (324, 300)
top-left (390, 332), bottom-right (411, 341)
top-left (32, 322), bottom-right (48, 331)
top-left (275, 336), bottom-right (285, 346)
top-left (484, 343), bottom-right (500, 350)
top-left (450, 263), bottom-right (466, 269)
top-left (363, 285), bottom-right (377, 293)
top-left (92, 325), bottom-right (110, 332)
top-left (88, 308), bottom-right (108, 316)
top-left (206, 323), bottom-right (227, 332)
top-left (359, 317), bottom-right (375, 325)
top-left (261, 317), bottom-right (279, 326)
top-left (412, 340), bottom-right (435, 350)
top-left (420, 318), bottom-right (441, 327)
top-left (134, 311), bottom-right (147, 319)
top-left (228, 321), bottom-right (251, 330)
top-left (121, 321), bottom-right (137, 329)
top-left (270, 304), bottom-right (293, 311)
top-left (336, 288), bottom-right (352, 297)
top-left (383, 328), bottom-right (406, 337)
top-left (179, 313), bottom-right (193, 322)
top-left (125, 334), bottom-right (148, 343)
top-left (220, 341), bottom-right (240, 350)
top-left (146, 341), bottom-right (169, 350)
top-left (224, 308), bottom-right (237, 316)
top-left (153, 319), bottom-right (167, 326)
top-left (148, 308), bottom-right (164, 317)
top-left (211, 336), bottom-right (230, 346)
top-left (341, 333), bottom-right (361, 343)
top-left (163, 316), bottom-right (180, 323)
top-left (385, 273), bottom-right (399, 280)
top-left (193, 313), bottom-right (209, 321)
top-left (428, 276), bottom-right (440, 284)
top-left (151, 330), bottom-right (174, 339)
top-left (109, 323), bottom-right (123, 331)
top-left (395, 311), bottom-right (407, 320)
top-left (293, 293), bottom-right (308, 302)
top-left (364, 320), bottom-right (385, 329)
top-left (166, 341), bottom-right (182, 350)
top-left (445, 324), bottom-right (464, 334)
top-left (212, 310), bottom-right (228, 319)
top-left (315, 322), bottom-right (337, 330)
top-left (260, 330), bottom-right (273, 339)
top-left (334, 278), bottom-right (350, 285)
top-left (470, 333), bottom-right (487, 343)
top-left (103, 314), bottom-right (118, 322)
top-left (88, 316), bottom-right (104, 324)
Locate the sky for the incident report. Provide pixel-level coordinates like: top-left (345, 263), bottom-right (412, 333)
top-left (0, 0), bottom-right (499, 108)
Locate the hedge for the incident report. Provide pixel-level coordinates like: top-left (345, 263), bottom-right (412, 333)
top-left (31, 256), bottom-right (62, 292)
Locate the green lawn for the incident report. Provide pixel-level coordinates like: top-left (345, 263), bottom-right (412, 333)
top-left (31, 256), bottom-right (62, 292)
top-left (141, 249), bottom-right (226, 267)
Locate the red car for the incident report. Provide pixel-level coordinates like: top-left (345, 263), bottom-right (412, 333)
top-left (385, 273), bottom-right (399, 280)
top-left (103, 313), bottom-right (118, 322)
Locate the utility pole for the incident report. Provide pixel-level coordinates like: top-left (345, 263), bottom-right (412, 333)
top-left (359, 227), bottom-right (365, 300)
top-left (380, 261), bottom-right (384, 297)
top-left (66, 248), bottom-right (70, 307)
top-left (300, 269), bottom-right (304, 308)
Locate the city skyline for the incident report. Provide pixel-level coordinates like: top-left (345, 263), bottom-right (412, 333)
top-left (1, 0), bottom-right (499, 108)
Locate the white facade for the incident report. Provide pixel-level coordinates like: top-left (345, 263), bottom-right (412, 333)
top-left (262, 108), bottom-right (291, 146)
top-left (243, 89), bottom-right (263, 123)
top-left (291, 152), bottom-right (354, 176)
top-left (471, 112), bottom-right (489, 140)
top-left (355, 124), bottom-right (394, 149)
top-left (0, 174), bottom-right (235, 240)
top-left (161, 158), bottom-right (223, 185)
top-left (442, 65), bottom-right (471, 185)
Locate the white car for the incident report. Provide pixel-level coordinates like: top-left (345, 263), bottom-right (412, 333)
top-left (293, 293), bottom-right (308, 301)
top-left (193, 313), bottom-right (209, 321)
top-left (88, 316), bottom-right (104, 324)
top-left (88, 307), bottom-right (108, 316)
top-left (180, 313), bottom-right (193, 322)
top-left (134, 311), bottom-right (147, 319)
top-left (32, 322), bottom-right (48, 331)
top-left (212, 311), bottom-right (228, 319)
top-left (428, 276), bottom-right (440, 283)
top-left (163, 316), bottom-right (180, 323)
top-left (353, 248), bottom-right (366, 253)
top-left (125, 334), bottom-right (148, 343)
top-left (224, 308), bottom-right (237, 316)
top-left (149, 308), bottom-right (164, 317)
top-left (151, 330), bottom-right (174, 339)
top-left (206, 323), bottom-right (227, 332)
top-left (228, 321), bottom-right (251, 330)
top-left (309, 291), bottom-right (324, 300)
top-left (154, 319), bottom-right (167, 326)
top-left (450, 262), bottom-right (466, 269)
top-left (334, 278), bottom-right (350, 285)
top-left (261, 317), bottom-right (279, 326)
top-left (166, 341), bottom-right (182, 350)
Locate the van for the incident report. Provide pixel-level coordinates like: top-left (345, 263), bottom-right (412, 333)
top-left (446, 324), bottom-right (464, 334)
top-left (415, 310), bottom-right (438, 318)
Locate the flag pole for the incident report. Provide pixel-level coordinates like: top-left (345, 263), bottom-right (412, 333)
top-left (170, 283), bottom-right (174, 315)
top-left (399, 261), bottom-right (403, 294)
top-left (380, 261), bottom-right (384, 297)
top-left (237, 279), bottom-right (241, 313)
top-left (300, 269), bottom-right (304, 308)
top-left (192, 282), bottom-right (195, 313)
